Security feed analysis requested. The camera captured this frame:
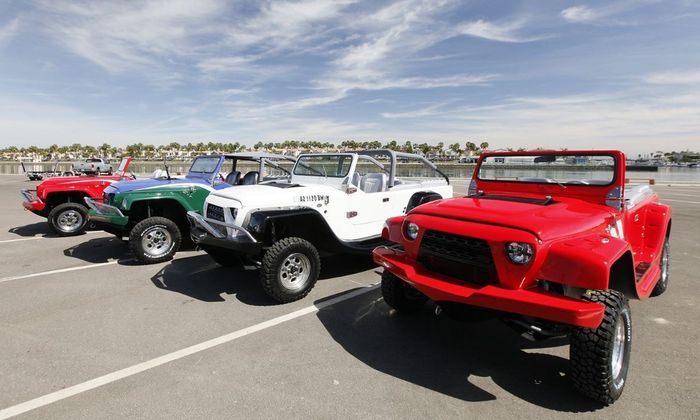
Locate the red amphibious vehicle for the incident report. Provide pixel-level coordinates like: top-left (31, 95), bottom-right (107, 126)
top-left (373, 150), bottom-right (672, 405)
top-left (21, 157), bottom-right (134, 236)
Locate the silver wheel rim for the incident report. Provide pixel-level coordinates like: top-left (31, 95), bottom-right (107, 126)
top-left (611, 314), bottom-right (626, 379)
top-left (57, 210), bottom-right (83, 233)
top-left (279, 253), bottom-right (311, 291)
top-left (660, 242), bottom-right (669, 284)
top-left (141, 226), bottom-right (172, 257)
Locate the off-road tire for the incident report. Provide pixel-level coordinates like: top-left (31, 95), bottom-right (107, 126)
top-left (201, 245), bottom-right (241, 267)
top-left (570, 290), bottom-right (631, 405)
top-left (47, 202), bottom-right (89, 236)
top-left (260, 237), bottom-right (320, 303)
top-left (381, 270), bottom-right (427, 313)
top-left (129, 217), bottom-right (181, 264)
top-left (650, 238), bottom-right (670, 297)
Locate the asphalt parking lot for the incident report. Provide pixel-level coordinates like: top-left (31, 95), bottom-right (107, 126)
top-left (0, 174), bottom-right (698, 419)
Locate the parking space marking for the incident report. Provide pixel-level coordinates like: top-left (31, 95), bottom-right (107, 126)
top-left (659, 198), bottom-right (700, 205)
top-left (0, 231), bottom-right (103, 244)
top-left (0, 261), bottom-right (122, 284)
top-left (0, 283), bottom-right (379, 419)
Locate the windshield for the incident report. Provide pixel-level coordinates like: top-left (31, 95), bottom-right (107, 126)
top-left (189, 156), bottom-right (221, 173)
top-left (293, 155), bottom-right (352, 178)
top-left (478, 154), bottom-right (616, 185)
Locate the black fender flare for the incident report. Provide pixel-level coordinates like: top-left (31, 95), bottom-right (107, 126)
top-left (406, 191), bottom-right (443, 213)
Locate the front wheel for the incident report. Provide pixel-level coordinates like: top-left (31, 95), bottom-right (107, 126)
top-left (381, 270), bottom-right (427, 313)
top-left (260, 237), bottom-right (320, 303)
top-left (570, 290), bottom-right (631, 405)
top-left (47, 202), bottom-right (89, 236)
top-left (129, 217), bottom-right (182, 264)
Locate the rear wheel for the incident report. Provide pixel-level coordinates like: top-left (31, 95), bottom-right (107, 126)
top-left (381, 270), bottom-right (427, 313)
top-left (48, 203), bottom-right (88, 236)
top-left (570, 290), bottom-right (631, 405)
top-left (129, 217), bottom-right (181, 264)
top-left (260, 237), bottom-right (320, 303)
top-left (650, 238), bottom-right (670, 297)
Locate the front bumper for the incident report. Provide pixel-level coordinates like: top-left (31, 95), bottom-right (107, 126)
top-left (373, 246), bottom-right (605, 329)
top-left (21, 189), bottom-right (46, 215)
top-left (186, 211), bottom-right (261, 256)
top-left (84, 198), bottom-right (129, 226)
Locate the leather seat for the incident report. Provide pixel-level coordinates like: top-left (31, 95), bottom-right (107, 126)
top-left (225, 171), bottom-right (241, 185)
top-left (241, 171), bottom-right (259, 185)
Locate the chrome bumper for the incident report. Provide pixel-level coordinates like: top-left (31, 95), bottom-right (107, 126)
top-left (20, 189), bottom-right (40, 204)
top-left (84, 197), bottom-right (125, 217)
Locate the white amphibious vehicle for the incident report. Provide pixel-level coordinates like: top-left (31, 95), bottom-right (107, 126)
top-left (187, 150), bottom-right (452, 302)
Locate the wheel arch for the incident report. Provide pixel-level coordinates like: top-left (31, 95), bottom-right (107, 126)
top-left (44, 191), bottom-right (89, 210)
top-left (247, 209), bottom-right (345, 252)
top-left (406, 191), bottom-right (443, 213)
top-left (127, 197), bottom-right (191, 232)
top-left (608, 250), bottom-right (638, 299)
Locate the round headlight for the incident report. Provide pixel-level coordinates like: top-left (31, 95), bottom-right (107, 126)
top-left (505, 242), bottom-right (533, 264)
top-left (406, 222), bottom-right (420, 240)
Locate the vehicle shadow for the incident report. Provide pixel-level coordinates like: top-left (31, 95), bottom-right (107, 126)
top-left (63, 236), bottom-right (132, 264)
top-left (149, 254), bottom-right (271, 305)
top-left (315, 288), bottom-right (604, 413)
top-left (8, 221), bottom-right (102, 238)
top-left (8, 222), bottom-right (57, 238)
top-left (148, 253), bottom-right (377, 306)
top-left (318, 254), bottom-right (377, 280)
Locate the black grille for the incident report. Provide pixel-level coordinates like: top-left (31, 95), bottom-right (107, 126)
top-left (206, 204), bottom-right (225, 222)
top-left (418, 230), bottom-right (498, 286)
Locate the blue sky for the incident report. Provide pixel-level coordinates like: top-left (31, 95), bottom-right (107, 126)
top-left (0, 0), bottom-right (699, 155)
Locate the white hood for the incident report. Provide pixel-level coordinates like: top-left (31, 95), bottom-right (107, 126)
top-left (209, 183), bottom-right (339, 209)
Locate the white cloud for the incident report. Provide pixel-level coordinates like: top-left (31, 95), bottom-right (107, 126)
top-left (457, 19), bottom-right (547, 43)
top-left (645, 69), bottom-right (700, 85)
top-left (561, 6), bottom-right (601, 23)
top-left (0, 18), bottom-right (20, 46)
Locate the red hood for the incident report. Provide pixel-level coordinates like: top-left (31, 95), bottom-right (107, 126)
top-left (411, 195), bottom-right (614, 241)
top-left (38, 175), bottom-right (123, 186)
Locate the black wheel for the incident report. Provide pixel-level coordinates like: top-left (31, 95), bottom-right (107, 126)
top-left (47, 202), bottom-right (89, 236)
top-left (129, 217), bottom-right (182, 264)
top-left (650, 238), bottom-right (670, 297)
top-left (381, 270), bottom-right (427, 313)
top-left (107, 167), bottom-right (113, 175)
top-left (570, 290), bottom-right (631, 405)
top-left (201, 245), bottom-right (241, 267)
top-left (260, 237), bottom-right (320, 303)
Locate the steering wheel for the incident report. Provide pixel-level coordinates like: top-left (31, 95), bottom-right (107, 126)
top-left (125, 172), bottom-right (136, 180)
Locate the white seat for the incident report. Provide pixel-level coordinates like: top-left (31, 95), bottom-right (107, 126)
top-left (351, 172), bottom-right (362, 187)
top-left (624, 185), bottom-right (652, 208)
top-left (360, 173), bottom-right (386, 193)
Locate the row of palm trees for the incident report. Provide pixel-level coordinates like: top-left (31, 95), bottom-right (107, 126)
top-left (1, 140), bottom-right (491, 161)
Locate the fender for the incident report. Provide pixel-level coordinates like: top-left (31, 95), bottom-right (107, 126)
top-left (247, 208), bottom-right (387, 253)
top-left (122, 187), bottom-right (210, 213)
top-left (406, 191), bottom-right (443, 213)
top-left (537, 234), bottom-right (632, 291)
top-left (642, 202), bottom-right (672, 256)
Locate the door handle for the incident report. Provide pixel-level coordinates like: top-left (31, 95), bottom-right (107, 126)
top-left (382, 197), bottom-right (390, 202)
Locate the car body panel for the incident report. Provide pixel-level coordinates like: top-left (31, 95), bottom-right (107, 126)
top-left (374, 149), bottom-right (672, 328)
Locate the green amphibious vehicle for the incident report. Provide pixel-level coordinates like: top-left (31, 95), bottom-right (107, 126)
top-left (85, 152), bottom-right (295, 264)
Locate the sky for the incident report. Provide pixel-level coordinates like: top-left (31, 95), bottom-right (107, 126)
top-left (0, 0), bottom-right (699, 156)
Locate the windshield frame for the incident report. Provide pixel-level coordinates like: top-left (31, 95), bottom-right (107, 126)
top-left (475, 151), bottom-right (620, 187)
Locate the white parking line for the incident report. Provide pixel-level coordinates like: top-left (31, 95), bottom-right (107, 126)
top-left (0, 283), bottom-right (379, 419)
top-left (661, 198), bottom-right (700, 205)
top-left (0, 261), bottom-right (122, 284)
top-left (0, 231), bottom-right (103, 244)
